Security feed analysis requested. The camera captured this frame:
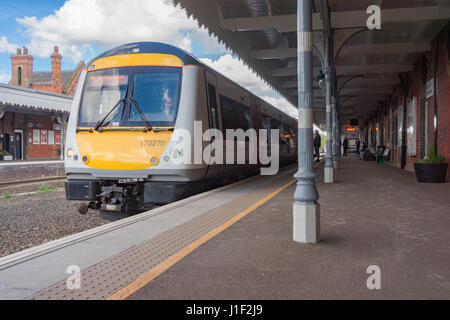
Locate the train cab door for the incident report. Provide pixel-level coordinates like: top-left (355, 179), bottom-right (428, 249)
top-left (204, 71), bottom-right (223, 179)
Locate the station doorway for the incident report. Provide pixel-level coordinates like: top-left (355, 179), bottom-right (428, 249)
top-left (14, 129), bottom-right (23, 160)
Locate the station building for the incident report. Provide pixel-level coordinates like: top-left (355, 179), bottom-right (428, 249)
top-left (0, 84), bottom-right (72, 160)
top-left (8, 46), bottom-right (84, 95)
top-left (357, 24), bottom-right (449, 178)
top-left (0, 46), bottom-right (81, 160)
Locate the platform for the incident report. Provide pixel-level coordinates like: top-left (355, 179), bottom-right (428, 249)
top-left (130, 157), bottom-right (450, 300)
top-left (0, 157), bottom-right (449, 300)
top-left (0, 160), bottom-right (64, 186)
top-left (0, 164), bottom-right (297, 299)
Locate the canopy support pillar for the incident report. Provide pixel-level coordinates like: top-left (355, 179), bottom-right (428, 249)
top-left (293, 0), bottom-right (320, 244)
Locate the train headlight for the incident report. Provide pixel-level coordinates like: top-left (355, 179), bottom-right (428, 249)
top-left (66, 148), bottom-right (74, 158)
top-left (82, 155), bottom-right (90, 164)
top-left (151, 156), bottom-right (159, 165)
top-left (171, 148), bottom-right (183, 159)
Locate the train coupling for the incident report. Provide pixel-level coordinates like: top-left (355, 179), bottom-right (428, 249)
top-left (100, 203), bottom-right (122, 212)
top-left (99, 185), bottom-right (126, 211)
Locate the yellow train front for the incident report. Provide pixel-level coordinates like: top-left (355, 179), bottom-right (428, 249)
top-left (64, 42), bottom-right (297, 213)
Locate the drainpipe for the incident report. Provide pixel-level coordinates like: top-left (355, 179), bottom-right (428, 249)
top-left (1, 111), bottom-right (4, 150)
top-left (400, 75), bottom-right (408, 169)
top-left (337, 109), bottom-right (341, 161)
top-left (12, 112), bottom-right (15, 159)
top-left (293, 0), bottom-right (320, 243)
top-left (332, 95), bottom-right (338, 169)
top-left (433, 37), bottom-right (438, 156)
top-left (332, 68), bottom-right (339, 169)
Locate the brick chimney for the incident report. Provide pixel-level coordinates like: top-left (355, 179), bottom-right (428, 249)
top-left (51, 46), bottom-right (62, 93)
top-left (9, 46), bottom-right (33, 88)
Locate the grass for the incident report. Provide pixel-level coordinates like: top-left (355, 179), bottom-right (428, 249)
top-left (37, 183), bottom-right (59, 194)
top-left (0, 183), bottom-right (60, 200)
top-left (0, 192), bottom-right (13, 199)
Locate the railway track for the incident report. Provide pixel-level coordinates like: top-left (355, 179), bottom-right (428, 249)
top-left (0, 176), bottom-right (66, 188)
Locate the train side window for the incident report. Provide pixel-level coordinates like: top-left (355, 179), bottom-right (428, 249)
top-left (220, 95), bottom-right (251, 131)
top-left (207, 83), bottom-right (219, 130)
top-left (262, 116), bottom-right (271, 144)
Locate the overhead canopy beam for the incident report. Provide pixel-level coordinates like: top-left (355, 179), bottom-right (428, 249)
top-left (339, 43), bottom-right (431, 56)
top-left (339, 97), bottom-right (389, 106)
top-left (250, 43), bottom-right (431, 59)
top-left (273, 64), bottom-right (413, 77)
top-left (338, 77), bottom-right (400, 87)
top-left (222, 6), bottom-right (450, 32)
top-left (339, 87), bottom-right (394, 96)
top-left (283, 81), bottom-right (322, 89)
top-left (291, 88), bottom-right (392, 96)
top-left (285, 77), bottom-right (400, 89)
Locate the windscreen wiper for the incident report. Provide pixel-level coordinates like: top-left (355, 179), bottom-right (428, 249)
top-left (129, 97), bottom-right (153, 132)
top-left (94, 98), bottom-right (126, 131)
top-left (153, 127), bottom-right (175, 132)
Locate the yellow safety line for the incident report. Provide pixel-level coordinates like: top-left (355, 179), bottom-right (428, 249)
top-left (107, 178), bottom-right (296, 300)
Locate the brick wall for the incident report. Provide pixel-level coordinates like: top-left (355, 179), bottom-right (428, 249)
top-left (65, 65), bottom-right (84, 96)
top-left (1, 112), bottom-right (62, 159)
top-left (436, 27), bottom-right (450, 178)
top-left (362, 23), bottom-right (449, 181)
top-left (8, 46), bottom-right (82, 96)
top-left (51, 46), bottom-right (62, 94)
top-left (9, 48), bottom-right (33, 88)
top-left (33, 82), bottom-right (59, 94)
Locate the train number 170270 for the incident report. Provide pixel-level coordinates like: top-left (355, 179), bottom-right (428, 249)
top-left (140, 140), bottom-right (166, 147)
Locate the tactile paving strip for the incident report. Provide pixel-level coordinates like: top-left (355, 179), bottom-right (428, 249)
top-left (29, 172), bottom-right (294, 300)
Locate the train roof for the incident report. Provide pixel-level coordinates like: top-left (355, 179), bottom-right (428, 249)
top-left (87, 42), bottom-right (200, 67)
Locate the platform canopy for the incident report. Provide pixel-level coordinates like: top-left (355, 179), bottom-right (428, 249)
top-left (174, 0), bottom-right (450, 127)
top-left (0, 83), bottom-right (72, 115)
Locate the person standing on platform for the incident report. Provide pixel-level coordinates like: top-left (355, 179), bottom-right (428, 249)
top-left (356, 139), bottom-right (361, 156)
top-left (343, 138), bottom-right (349, 156)
top-left (313, 130), bottom-right (321, 162)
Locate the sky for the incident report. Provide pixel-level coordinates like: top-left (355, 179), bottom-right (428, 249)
top-left (0, 0), bottom-right (298, 118)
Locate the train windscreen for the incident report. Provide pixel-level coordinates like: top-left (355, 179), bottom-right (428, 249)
top-left (78, 66), bottom-right (182, 127)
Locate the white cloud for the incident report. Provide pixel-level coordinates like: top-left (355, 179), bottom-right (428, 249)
top-left (200, 54), bottom-right (297, 117)
top-left (201, 55), bottom-right (271, 96)
top-left (16, 0), bottom-right (223, 63)
top-left (0, 36), bottom-right (18, 54)
top-left (260, 95), bottom-right (298, 118)
top-left (0, 70), bottom-right (10, 83)
top-left (11, 0), bottom-right (296, 118)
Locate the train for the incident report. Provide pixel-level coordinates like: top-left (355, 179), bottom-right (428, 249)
top-left (64, 42), bottom-right (297, 213)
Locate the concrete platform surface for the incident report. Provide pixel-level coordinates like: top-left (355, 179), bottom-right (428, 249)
top-left (129, 157), bottom-right (450, 300)
top-left (0, 165), bottom-right (296, 299)
top-left (0, 160), bottom-right (64, 184)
